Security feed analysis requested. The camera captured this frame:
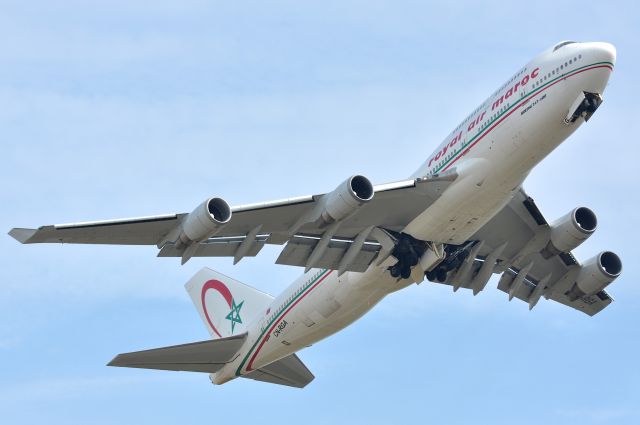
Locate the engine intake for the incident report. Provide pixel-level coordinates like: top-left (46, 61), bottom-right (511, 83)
top-left (320, 175), bottom-right (374, 224)
top-left (570, 251), bottom-right (622, 298)
top-left (179, 197), bottom-right (232, 245)
top-left (544, 207), bottom-right (597, 257)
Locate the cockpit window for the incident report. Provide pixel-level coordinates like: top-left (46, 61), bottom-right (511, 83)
top-left (553, 41), bottom-right (576, 51)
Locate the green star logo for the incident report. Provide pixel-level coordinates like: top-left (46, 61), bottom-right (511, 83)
top-left (225, 298), bottom-right (244, 333)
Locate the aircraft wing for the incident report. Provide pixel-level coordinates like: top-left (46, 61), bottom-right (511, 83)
top-left (431, 188), bottom-right (616, 316)
top-left (10, 174), bottom-right (454, 272)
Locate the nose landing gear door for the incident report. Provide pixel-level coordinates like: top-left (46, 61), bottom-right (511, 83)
top-left (565, 91), bottom-right (603, 124)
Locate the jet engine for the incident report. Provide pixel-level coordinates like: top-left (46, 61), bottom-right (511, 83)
top-left (319, 175), bottom-right (374, 224)
top-left (569, 251), bottom-right (622, 298)
top-left (545, 207), bottom-right (597, 256)
top-left (178, 197), bottom-right (232, 246)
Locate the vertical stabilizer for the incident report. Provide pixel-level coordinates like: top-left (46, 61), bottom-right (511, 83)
top-left (185, 268), bottom-right (274, 339)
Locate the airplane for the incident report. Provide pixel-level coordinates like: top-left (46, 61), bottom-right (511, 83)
top-left (10, 41), bottom-right (622, 388)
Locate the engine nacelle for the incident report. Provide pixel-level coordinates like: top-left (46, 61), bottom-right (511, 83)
top-left (320, 175), bottom-right (374, 224)
top-left (179, 197), bottom-right (232, 245)
top-left (545, 207), bottom-right (597, 256)
top-left (574, 251), bottom-right (622, 296)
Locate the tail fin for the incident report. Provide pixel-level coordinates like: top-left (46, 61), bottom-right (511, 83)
top-left (185, 268), bottom-right (273, 339)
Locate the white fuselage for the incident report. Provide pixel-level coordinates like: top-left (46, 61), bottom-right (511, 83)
top-left (214, 41), bottom-right (616, 384)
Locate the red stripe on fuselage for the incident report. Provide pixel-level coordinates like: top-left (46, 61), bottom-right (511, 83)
top-left (245, 270), bottom-right (334, 372)
top-left (440, 64), bottom-right (613, 173)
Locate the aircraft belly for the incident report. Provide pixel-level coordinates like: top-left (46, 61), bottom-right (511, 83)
top-left (404, 157), bottom-right (520, 245)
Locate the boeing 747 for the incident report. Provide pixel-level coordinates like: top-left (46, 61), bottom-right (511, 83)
top-left (10, 41), bottom-right (622, 388)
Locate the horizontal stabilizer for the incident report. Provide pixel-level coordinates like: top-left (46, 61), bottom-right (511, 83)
top-left (243, 353), bottom-right (314, 388)
top-left (108, 333), bottom-right (246, 373)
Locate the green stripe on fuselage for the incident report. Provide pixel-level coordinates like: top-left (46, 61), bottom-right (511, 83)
top-left (235, 268), bottom-right (331, 376)
top-left (432, 61), bottom-right (614, 174)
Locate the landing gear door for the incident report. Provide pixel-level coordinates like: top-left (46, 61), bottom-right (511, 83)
top-left (565, 91), bottom-right (603, 124)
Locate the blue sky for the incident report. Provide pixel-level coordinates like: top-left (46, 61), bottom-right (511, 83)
top-left (2, 1), bottom-right (639, 424)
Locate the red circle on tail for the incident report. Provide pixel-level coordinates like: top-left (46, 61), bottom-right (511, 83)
top-left (201, 279), bottom-right (233, 338)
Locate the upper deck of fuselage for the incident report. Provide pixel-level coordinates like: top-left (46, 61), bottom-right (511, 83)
top-left (413, 41), bottom-right (616, 178)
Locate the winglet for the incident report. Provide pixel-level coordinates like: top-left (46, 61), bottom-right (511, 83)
top-left (8, 228), bottom-right (37, 244)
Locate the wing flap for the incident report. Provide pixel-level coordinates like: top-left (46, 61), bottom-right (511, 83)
top-left (276, 235), bottom-right (380, 272)
top-left (495, 267), bottom-right (613, 316)
top-left (548, 290), bottom-right (613, 317)
top-left (107, 333), bottom-right (247, 373)
top-left (158, 236), bottom-right (268, 258)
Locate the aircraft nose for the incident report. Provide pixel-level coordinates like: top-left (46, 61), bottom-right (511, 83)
top-left (587, 42), bottom-right (617, 65)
